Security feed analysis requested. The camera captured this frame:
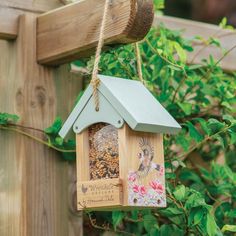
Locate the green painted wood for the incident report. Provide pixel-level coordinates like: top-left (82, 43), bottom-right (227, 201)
top-left (73, 91), bottom-right (124, 133)
top-left (59, 75), bottom-right (181, 138)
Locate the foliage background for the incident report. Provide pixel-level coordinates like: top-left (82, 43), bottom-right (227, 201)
top-left (0, 0), bottom-right (235, 235)
top-left (76, 0), bottom-right (236, 235)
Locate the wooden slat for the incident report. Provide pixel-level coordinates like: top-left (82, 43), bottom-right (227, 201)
top-left (0, 0), bottom-right (62, 13)
top-left (0, 7), bottom-right (19, 39)
top-left (0, 0), bottom-right (62, 40)
top-left (0, 13), bottom-right (83, 236)
top-left (77, 179), bottom-right (123, 210)
top-left (154, 15), bottom-right (236, 71)
top-left (37, 0), bottom-right (154, 66)
top-left (76, 131), bottom-right (90, 181)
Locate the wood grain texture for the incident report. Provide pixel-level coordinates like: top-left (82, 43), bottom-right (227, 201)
top-left (0, 0), bottom-right (62, 13)
top-left (0, 7), bottom-right (19, 39)
top-left (0, 13), bottom-right (83, 236)
top-left (154, 15), bottom-right (236, 71)
top-left (0, 0), bottom-right (62, 40)
top-left (37, 0), bottom-right (154, 65)
top-left (118, 124), bottom-right (165, 207)
top-left (76, 131), bottom-right (90, 181)
top-left (77, 178), bottom-right (123, 210)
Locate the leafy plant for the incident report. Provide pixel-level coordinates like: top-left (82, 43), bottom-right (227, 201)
top-left (77, 12), bottom-right (236, 236)
top-left (0, 2), bottom-right (235, 236)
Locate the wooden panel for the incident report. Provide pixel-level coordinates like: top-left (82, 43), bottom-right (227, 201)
top-left (37, 0), bottom-right (154, 65)
top-left (0, 13), bottom-right (82, 236)
top-left (119, 124), bottom-right (166, 207)
top-left (77, 178), bottom-right (123, 210)
top-left (0, 0), bottom-right (62, 12)
top-left (0, 0), bottom-right (62, 40)
top-left (154, 15), bottom-right (236, 71)
top-left (0, 7), bottom-right (19, 39)
top-left (76, 131), bottom-right (90, 181)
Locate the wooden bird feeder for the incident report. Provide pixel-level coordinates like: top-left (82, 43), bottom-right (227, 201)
top-left (59, 75), bottom-right (181, 210)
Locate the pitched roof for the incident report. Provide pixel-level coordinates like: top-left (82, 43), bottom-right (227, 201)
top-left (59, 75), bottom-right (181, 138)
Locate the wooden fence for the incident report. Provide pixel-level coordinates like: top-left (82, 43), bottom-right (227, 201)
top-left (0, 1), bottom-right (235, 236)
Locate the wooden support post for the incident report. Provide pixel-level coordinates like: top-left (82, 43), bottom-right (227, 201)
top-left (37, 0), bottom-right (154, 66)
top-left (0, 13), bottom-right (83, 236)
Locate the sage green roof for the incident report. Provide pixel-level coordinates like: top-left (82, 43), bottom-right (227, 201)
top-left (59, 75), bottom-right (181, 138)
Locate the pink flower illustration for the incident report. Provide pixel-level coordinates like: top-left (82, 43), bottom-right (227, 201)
top-left (150, 181), bottom-right (164, 194)
top-left (128, 172), bottom-right (137, 182)
top-left (159, 166), bottom-right (164, 176)
top-left (132, 184), bottom-right (139, 193)
top-left (139, 186), bottom-right (147, 196)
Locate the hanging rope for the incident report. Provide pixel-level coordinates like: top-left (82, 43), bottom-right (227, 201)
top-left (135, 42), bottom-right (145, 85)
top-left (91, 0), bottom-right (110, 111)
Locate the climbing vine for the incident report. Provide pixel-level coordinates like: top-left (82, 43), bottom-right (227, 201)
top-left (0, 1), bottom-right (236, 235)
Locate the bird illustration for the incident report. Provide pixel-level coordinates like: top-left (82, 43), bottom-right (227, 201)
top-left (136, 138), bottom-right (160, 179)
top-left (81, 184), bottom-right (88, 194)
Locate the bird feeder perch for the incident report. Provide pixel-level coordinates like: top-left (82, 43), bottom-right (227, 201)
top-left (59, 75), bottom-right (181, 210)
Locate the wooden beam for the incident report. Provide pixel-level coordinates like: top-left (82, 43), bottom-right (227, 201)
top-left (37, 0), bottom-right (154, 66)
top-left (154, 15), bottom-right (236, 71)
top-left (0, 7), bottom-right (19, 39)
top-left (0, 0), bottom-right (62, 40)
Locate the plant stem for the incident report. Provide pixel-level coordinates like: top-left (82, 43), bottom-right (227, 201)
top-left (145, 38), bottom-right (184, 70)
top-left (178, 123), bottom-right (235, 160)
top-left (0, 126), bottom-right (76, 153)
top-left (87, 213), bottom-right (135, 236)
top-left (9, 123), bottom-right (45, 133)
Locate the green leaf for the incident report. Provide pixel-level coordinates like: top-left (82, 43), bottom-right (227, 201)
top-left (160, 224), bottom-right (183, 236)
top-left (178, 102), bottom-right (192, 115)
top-left (112, 211), bottom-right (124, 230)
top-left (173, 185), bottom-right (186, 201)
top-left (173, 42), bottom-right (187, 63)
top-left (188, 207), bottom-right (205, 226)
top-left (219, 17), bottom-right (227, 28)
top-left (0, 113), bottom-right (19, 125)
top-left (143, 215), bottom-right (157, 233)
top-left (186, 122), bottom-right (204, 142)
top-left (207, 119), bottom-right (225, 135)
top-left (44, 117), bottom-right (63, 136)
top-left (221, 224), bottom-right (236, 233)
top-left (176, 135), bottom-right (191, 152)
top-left (55, 137), bottom-right (63, 146)
top-left (206, 213), bottom-right (217, 236)
top-left (159, 207), bottom-right (184, 217)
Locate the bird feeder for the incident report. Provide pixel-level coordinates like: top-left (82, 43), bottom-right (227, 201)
top-left (59, 75), bottom-right (181, 210)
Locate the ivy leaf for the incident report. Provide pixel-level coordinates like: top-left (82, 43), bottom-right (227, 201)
top-left (61, 139), bottom-right (76, 161)
top-left (55, 137), bottom-right (64, 146)
top-left (112, 211), bottom-right (124, 230)
top-left (44, 117), bottom-right (63, 136)
top-left (0, 113), bottom-right (19, 125)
